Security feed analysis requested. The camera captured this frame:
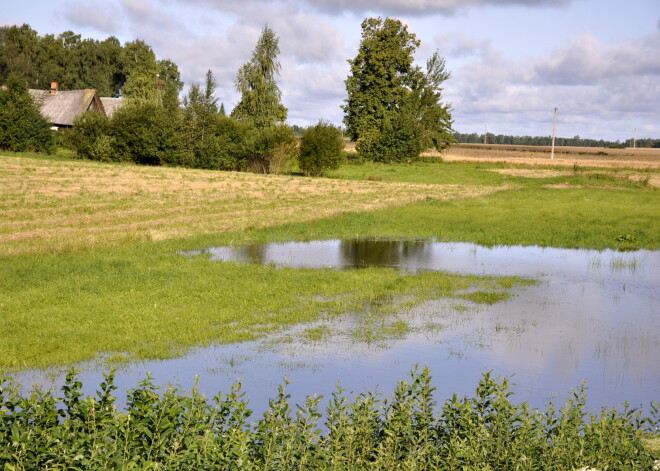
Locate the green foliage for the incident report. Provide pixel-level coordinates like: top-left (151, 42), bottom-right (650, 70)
top-left (299, 121), bottom-right (345, 176)
top-left (68, 111), bottom-right (112, 160)
top-left (0, 72), bottom-right (53, 152)
top-left (343, 17), bottom-right (453, 162)
top-left (245, 123), bottom-right (298, 174)
top-left (194, 114), bottom-right (252, 171)
top-left (109, 102), bottom-right (179, 165)
top-left (0, 24), bottom-right (180, 98)
top-left (232, 25), bottom-right (287, 128)
top-left (356, 102), bottom-right (423, 163)
top-left (0, 369), bottom-right (655, 469)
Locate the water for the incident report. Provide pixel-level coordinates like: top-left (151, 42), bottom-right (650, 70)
top-left (13, 240), bottom-right (659, 416)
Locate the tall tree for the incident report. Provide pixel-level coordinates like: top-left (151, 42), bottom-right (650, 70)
top-left (343, 18), bottom-right (453, 161)
top-left (231, 25), bottom-right (287, 128)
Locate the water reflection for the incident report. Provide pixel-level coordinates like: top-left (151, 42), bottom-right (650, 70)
top-left (14, 240), bottom-right (660, 415)
top-left (193, 238), bottom-right (438, 271)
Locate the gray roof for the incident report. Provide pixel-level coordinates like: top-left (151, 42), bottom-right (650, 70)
top-left (99, 97), bottom-right (125, 117)
top-left (29, 89), bottom-right (105, 126)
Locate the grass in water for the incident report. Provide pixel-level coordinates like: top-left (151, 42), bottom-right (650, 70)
top-left (0, 245), bottom-right (530, 370)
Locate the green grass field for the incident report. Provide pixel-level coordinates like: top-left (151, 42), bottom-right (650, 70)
top-left (1, 152), bottom-right (658, 370)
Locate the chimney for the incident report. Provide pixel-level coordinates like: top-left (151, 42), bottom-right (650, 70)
top-left (50, 82), bottom-right (59, 95)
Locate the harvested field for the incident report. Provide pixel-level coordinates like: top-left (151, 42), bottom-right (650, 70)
top-left (437, 144), bottom-right (660, 169)
top-left (0, 155), bottom-right (500, 256)
top-left (486, 168), bottom-right (660, 187)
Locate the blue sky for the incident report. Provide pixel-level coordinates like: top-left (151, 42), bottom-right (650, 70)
top-left (3, 0), bottom-right (659, 140)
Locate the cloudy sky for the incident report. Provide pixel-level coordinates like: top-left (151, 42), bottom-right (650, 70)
top-left (3, 0), bottom-right (659, 140)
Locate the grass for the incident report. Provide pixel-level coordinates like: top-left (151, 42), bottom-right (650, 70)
top-left (0, 155), bottom-right (497, 256)
top-left (0, 243), bottom-right (530, 370)
top-left (1, 150), bottom-right (658, 370)
top-left (226, 186), bottom-right (658, 250)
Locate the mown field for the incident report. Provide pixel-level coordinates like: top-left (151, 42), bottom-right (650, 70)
top-left (1, 150), bottom-right (659, 370)
top-left (442, 143), bottom-right (660, 171)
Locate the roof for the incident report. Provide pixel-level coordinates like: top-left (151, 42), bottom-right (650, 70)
top-left (29, 89), bottom-right (106, 127)
top-left (99, 97), bottom-right (125, 117)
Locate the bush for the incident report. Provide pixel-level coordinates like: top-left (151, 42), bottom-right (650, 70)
top-left (0, 369), bottom-right (656, 470)
top-left (194, 115), bottom-right (252, 171)
top-left (110, 103), bottom-right (179, 165)
top-left (299, 121), bottom-right (345, 176)
top-left (0, 72), bottom-right (54, 153)
top-left (68, 112), bottom-right (112, 160)
top-left (245, 124), bottom-right (298, 174)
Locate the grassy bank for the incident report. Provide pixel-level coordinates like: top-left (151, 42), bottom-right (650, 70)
top-left (1, 368), bottom-right (657, 470)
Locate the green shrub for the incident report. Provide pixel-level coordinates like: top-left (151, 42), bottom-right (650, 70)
top-left (68, 111), bottom-right (112, 160)
top-left (194, 115), bottom-right (252, 171)
top-left (356, 109), bottom-right (422, 163)
top-left (110, 102), bottom-right (179, 165)
top-left (299, 121), bottom-right (345, 176)
top-left (245, 124), bottom-right (298, 174)
top-left (0, 369), bottom-right (656, 470)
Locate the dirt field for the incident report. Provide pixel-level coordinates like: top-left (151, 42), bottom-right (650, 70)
top-left (438, 143), bottom-right (660, 169)
top-left (0, 155), bottom-right (500, 256)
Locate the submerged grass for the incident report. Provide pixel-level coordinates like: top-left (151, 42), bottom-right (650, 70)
top-left (0, 368), bottom-right (657, 470)
top-left (0, 244), bottom-right (530, 371)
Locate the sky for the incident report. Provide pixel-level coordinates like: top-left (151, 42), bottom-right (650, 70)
top-left (3, 0), bottom-right (659, 141)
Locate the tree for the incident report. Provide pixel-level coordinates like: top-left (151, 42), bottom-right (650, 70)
top-left (231, 25), bottom-right (287, 128)
top-left (0, 72), bottom-right (53, 152)
top-left (343, 17), bottom-right (453, 162)
top-left (299, 121), bottom-right (345, 176)
top-left (413, 51), bottom-right (455, 151)
top-left (179, 70), bottom-right (223, 167)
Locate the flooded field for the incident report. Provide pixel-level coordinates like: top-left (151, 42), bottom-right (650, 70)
top-left (14, 240), bottom-right (659, 414)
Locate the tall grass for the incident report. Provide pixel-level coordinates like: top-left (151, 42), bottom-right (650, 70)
top-left (1, 368), bottom-right (657, 470)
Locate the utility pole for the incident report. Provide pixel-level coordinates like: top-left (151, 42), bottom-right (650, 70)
top-left (551, 107), bottom-right (558, 160)
top-left (633, 128), bottom-right (637, 149)
top-left (484, 124), bottom-right (487, 145)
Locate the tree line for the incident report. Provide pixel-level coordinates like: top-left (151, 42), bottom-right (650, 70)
top-left (2, 18), bottom-right (457, 172)
top-left (66, 26), bottom-right (344, 177)
top-left (0, 23), bottom-right (182, 98)
top-left (454, 132), bottom-right (660, 148)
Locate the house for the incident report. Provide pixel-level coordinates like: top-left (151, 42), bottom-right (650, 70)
top-left (28, 82), bottom-right (123, 130)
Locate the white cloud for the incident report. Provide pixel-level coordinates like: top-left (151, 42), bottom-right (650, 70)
top-left (173, 0), bottom-right (573, 16)
top-left (440, 30), bottom-right (660, 137)
top-left (64, 1), bottom-right (122, 33)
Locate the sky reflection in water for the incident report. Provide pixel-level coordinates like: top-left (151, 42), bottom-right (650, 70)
top-left (15, 240), bottom-right (659, 415)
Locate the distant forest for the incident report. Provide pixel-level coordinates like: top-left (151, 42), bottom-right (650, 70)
top-left (0, 24), bottom-right (181, 98)
top-left (453, 132), bottom-right (659, 149)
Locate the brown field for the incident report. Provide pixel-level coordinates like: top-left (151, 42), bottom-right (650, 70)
top-left (438, 143), bottom-right (660, 169)
top-left (0, 155), bottom-right (500, 256)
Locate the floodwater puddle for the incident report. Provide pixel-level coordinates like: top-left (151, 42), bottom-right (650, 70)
top-left (13, 240), bottom-right (660, 414)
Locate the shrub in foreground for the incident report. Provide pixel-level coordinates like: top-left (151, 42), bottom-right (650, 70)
top-left (299, 121), bottom-right (345, 176)
top-left (0, 368), bottom-right (657, 470)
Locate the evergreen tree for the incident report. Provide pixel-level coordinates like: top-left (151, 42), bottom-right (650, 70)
top-left (231, 25), bottom-right (287, 128)
top-left (0, 72), bottom-right (53, 152)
